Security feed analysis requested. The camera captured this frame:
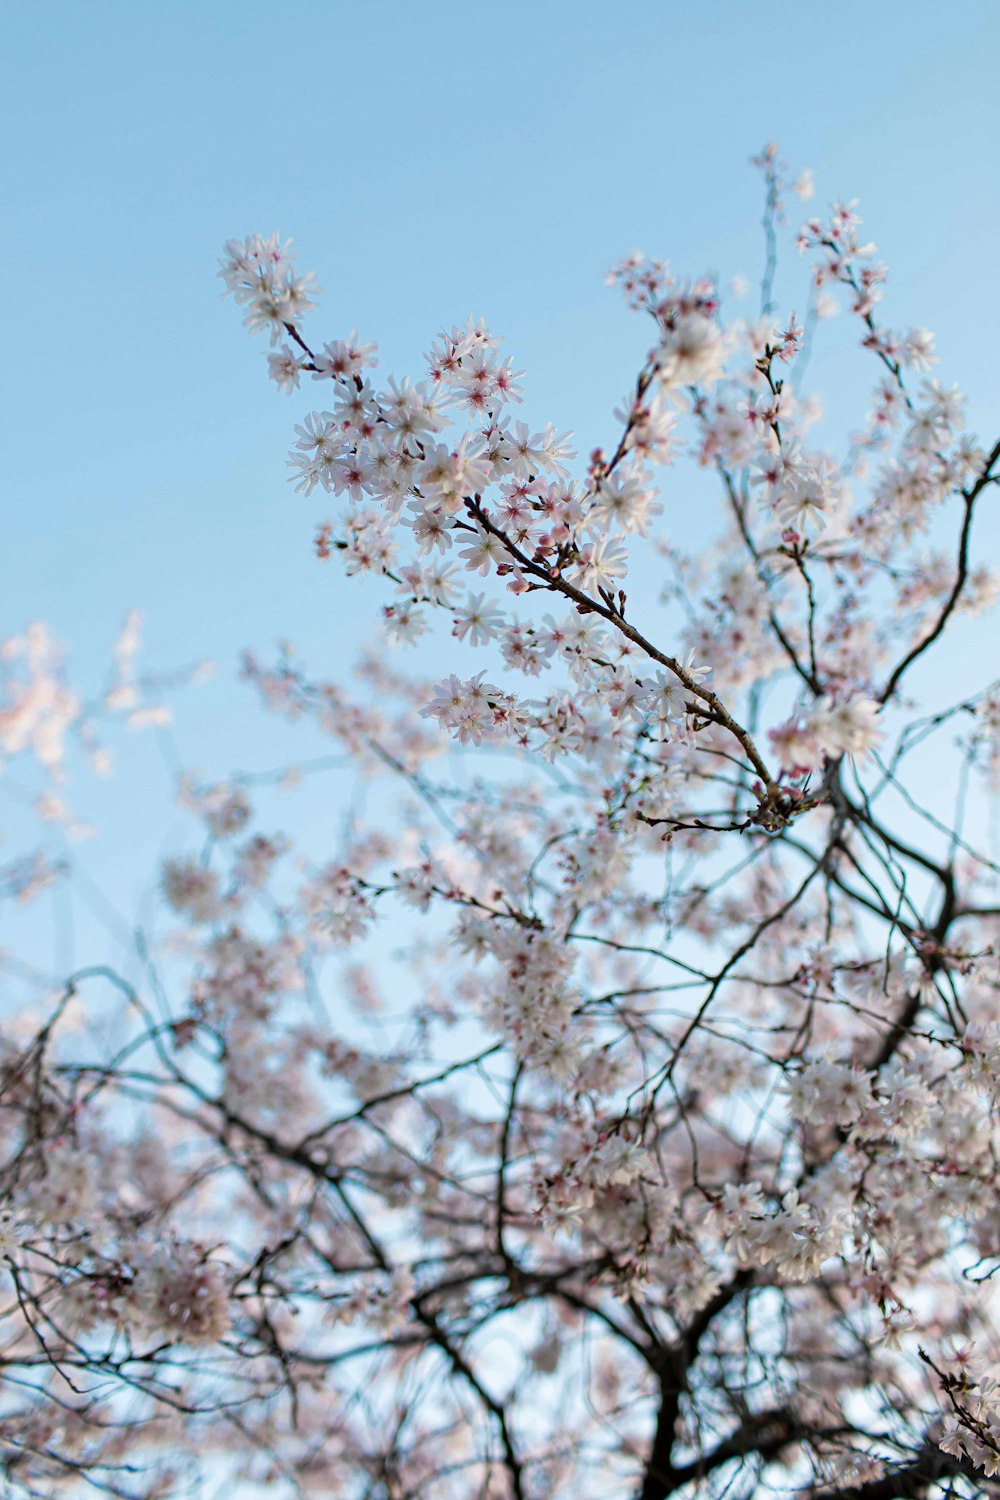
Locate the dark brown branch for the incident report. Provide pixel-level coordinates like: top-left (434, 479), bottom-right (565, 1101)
top-left (880, 437), bottom-right (1000, 705)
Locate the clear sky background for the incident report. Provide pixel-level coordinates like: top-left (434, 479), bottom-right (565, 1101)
top-left (2, 0), bottom-right (999, 970)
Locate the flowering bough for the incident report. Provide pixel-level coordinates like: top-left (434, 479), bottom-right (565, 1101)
top-left (1, 147), bottom-right (1000, 1498)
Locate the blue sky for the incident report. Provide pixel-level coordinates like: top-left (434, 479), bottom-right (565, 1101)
top-left (3, 0), bottom-right (999, 964)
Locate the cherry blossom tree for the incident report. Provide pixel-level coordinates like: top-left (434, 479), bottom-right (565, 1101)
top-left (2, 144), bottom-right (1000, 1499)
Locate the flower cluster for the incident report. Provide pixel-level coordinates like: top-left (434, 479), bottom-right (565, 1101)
top-left (219, 232), bottom-right (319, 345)
top-left (940, 1374), bottom-right (1000, 1478)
